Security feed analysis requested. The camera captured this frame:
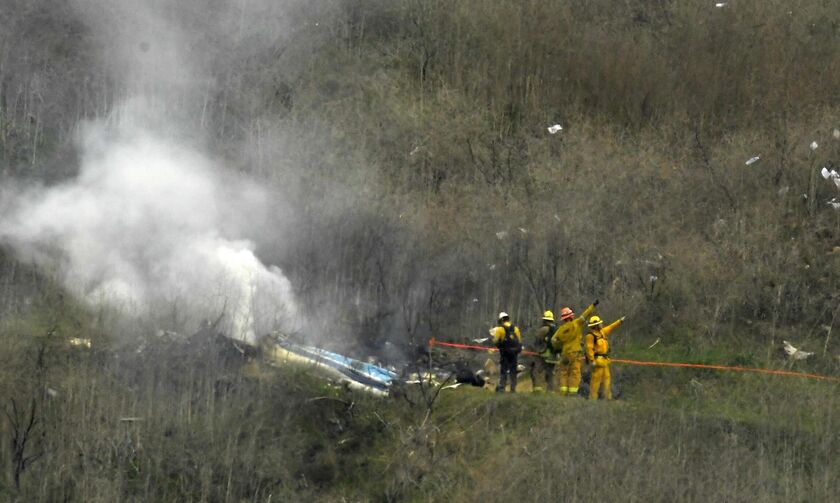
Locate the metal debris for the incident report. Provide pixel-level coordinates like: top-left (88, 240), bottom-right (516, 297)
top-left (745, 156), bottom-right (760, 165)
top-left (782, 340), bottom-right (814, 360)
top-left (69, 337), bottom-right (92, 348)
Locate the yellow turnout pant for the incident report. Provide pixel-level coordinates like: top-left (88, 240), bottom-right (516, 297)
top-left (589, 358), bottom-right (612, 400)
top-left (558, 352), bottom-right (582, 395)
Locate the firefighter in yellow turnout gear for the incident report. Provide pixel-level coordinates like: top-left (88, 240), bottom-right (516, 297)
top-left (551, 300), bottom-right (598, 396)
top-left (585, 315), bottom-right (625, 400)
top-left (532, 310), bottom-right (559, 392)
top-left (490, 312), bottom-right (522, 393)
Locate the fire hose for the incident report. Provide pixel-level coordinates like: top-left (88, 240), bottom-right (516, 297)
top-left (428, 338), bottom-right (840, 383)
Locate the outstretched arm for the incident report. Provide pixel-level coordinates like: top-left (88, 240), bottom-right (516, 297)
top-left (578, 302), bottom-right (597, 323)
top-left (602, 317), bottom-right (626, 337)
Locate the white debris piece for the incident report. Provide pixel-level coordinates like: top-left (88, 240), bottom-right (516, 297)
top-left (69, 337), bottom-right (92, 348)
top-left (715, 2), bottom-right (726, 7)
top-left (547, 124), bottom-right (563, 134)
top-left (834, 128), bottom-right (840, 139)
top-left (821, 167), bottom-right (840, 188)
top-left (828, 198), bottom-right (840, 210)
top-left (489, 264), bottom-right (497, 271)
top-left (472, 298), bottom-right (479, 303)
top-left (649, 275), bottom-right (658, 283)
top-left (473, 337), bottom-right (490, 343)
top-left (782, 340), bottom-right (814, 360)
top-left (441, 383), bottom-right (463, 390)
top-left (745, 156), bottom-right (760, 166)
top-left (554, 214), bottom-right (562, 222)
top-left (810, 141), bottom-right (819, 150)
top-left (495, 231), bottom-right (508, 240)
top-left (518, 227), bottom-right (528, 234)
top-left (778, 186), bottom-right (790, 196)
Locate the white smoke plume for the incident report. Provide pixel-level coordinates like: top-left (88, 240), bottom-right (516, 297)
top-left (0, 111), bottom-right (297, 342)
top-left (0, 0), bottom-right (300, 342)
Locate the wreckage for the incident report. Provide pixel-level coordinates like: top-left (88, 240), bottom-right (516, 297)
top-left (262, 336), bottom-right (398, 395)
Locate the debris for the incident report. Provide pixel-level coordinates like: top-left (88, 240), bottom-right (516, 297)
top-left (648, 338), bottom-right (661, 349)
top-left (265, 336), bottom-right (397, 395)
top-left (828, 198), bottom-right (840, 210)
top-left (472, 298), bottom-right (479, 303)
top-left (834, 128), bottom-right (840, 140)
top-left (715, 2), bottom-right (726, 7)
top-left (822, 167), bottom-right (840, 188)
top-left (441, 383), bottom-right (463, 390)
top-left (553, 214), bottom-right (562, 222)
top-left (472, 337), bottom-right (490, 344)
top-left (495, 231), bottom-right (508, 240)
top-left (518, 227), bottom-right (528, 234)
top-left (46, 388), bottom-right (59, 398)
top-left (649, 275), bottom-right (658, 284)
top-left (782, 340), bottom-right (814, 360)
top-left (119, 417), bottom-right (144, 422)
top-left (745, 156), bottom-right (760, 165)
top-left (69, 337), bottom-right (92, 348)
top-left (778, 186), bottom-right (790, 196)
top-left (810, 141), bottom-right (819, 151)
top-left (456, 368), bottom-right (486, 387)
top-left (689, 378), bottom-right (704, 388)
top-left (489, 264), bottom-right (497, 271)
top-left (547, 124), bottom-right (563, 134)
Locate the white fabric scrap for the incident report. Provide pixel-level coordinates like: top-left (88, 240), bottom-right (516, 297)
top-left (547, 124), bottom-right (563, 134)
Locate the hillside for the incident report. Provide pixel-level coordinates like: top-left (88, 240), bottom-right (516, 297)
top-left (1, 0), bottom-right (839, 500)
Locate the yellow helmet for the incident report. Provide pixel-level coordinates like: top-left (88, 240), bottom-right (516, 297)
top-left (542, 310), bottom-right (555, 322)
top-left (588, 315), bottom-right (603, 327)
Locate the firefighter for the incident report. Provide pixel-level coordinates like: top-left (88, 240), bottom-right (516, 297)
top-left (585, 315), bottom-right (625, 400)
top-left (551, 300), bottom-right (598, 396)
top-left (490, 312), bottom-right (522, 393)
top-left (532, 310), bottom-right (559, 392)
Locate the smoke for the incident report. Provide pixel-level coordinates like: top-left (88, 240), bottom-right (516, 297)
top-left (0, 0), bottom-right (301, 342)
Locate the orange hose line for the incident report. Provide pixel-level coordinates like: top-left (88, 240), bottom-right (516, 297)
top-left (428, 338), bottom-right (840, 383)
